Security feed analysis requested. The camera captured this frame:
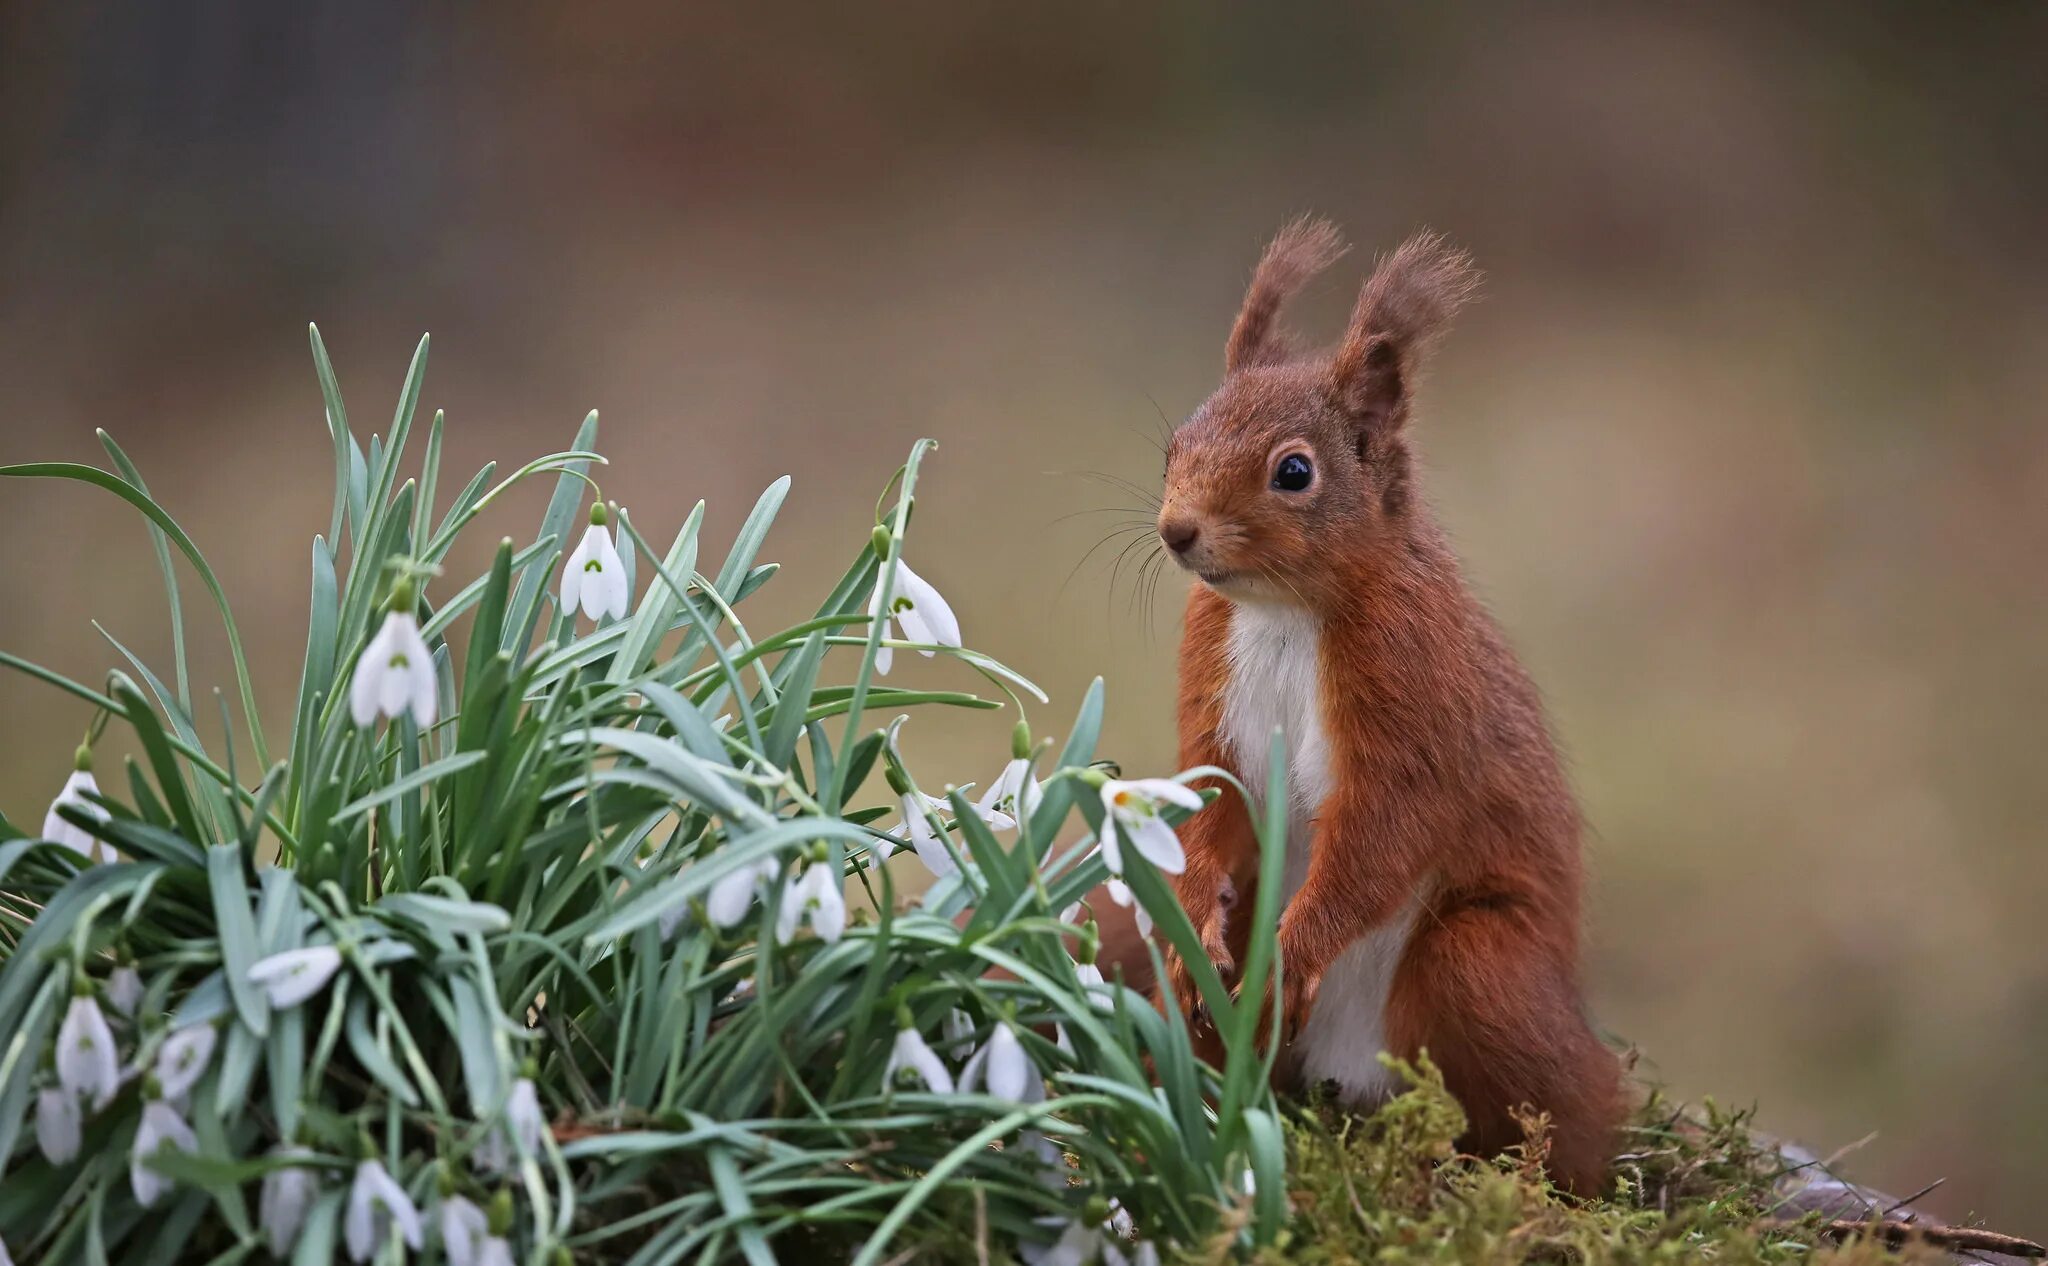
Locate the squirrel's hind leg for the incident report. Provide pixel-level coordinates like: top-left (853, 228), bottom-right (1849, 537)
top-left (1384, 901), bottom-right (1624, 1196)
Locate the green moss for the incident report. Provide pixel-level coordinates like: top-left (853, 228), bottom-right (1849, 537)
top-left (1234, 1056), bottom-right (1946, 1266)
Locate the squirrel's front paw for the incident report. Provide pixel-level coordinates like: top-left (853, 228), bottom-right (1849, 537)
top-left (1162, 917), bottom-right (1234, 1030)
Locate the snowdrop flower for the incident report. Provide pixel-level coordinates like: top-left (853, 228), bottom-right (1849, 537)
top-left (438, 1194), bottom-right (487, 1266)
top-left (350, 598), bottom-right (437, 729)
top-left (883, 1020), bottom-right (954, 1094)
top-left (259, 1146), bottom-right (319, 1257)
top-left (344, 1158), bottom-right (424, 1262)
top-left (131, 1098), bottom-right (197, 1207)
top-left (35, 1086), bottom-right (80, 1165)
top-left (775, 861), bottom-right (847, 946)
top-left (867, 559), bottom-right (959, 674)
top-left (154, 1023), bottom-right (217, 1104)
top-left (897, 790), bottom-right (959, 877)
top-left (958, 1021), bottom-right (1039, 1103)
top-left (42, 748), bottom-right (114, 864)
top-left (976, 758), bottom-right (1040, 827)
top-left (106, 964), bottom-right (143, 1018)
top-left (56, 988), bottom-right (119, 1110)
top-left (1074, 959), bottom-right (1114, 1014)
top-left (706, 857), bottom-right (781, 929)
top-left (562, 502), bottom-right (629, 622)
top-left (248, 945), bottom-right (344, 1009)
top-left (1097, 778), bottom-right (1198, 877)
top-left (474, 1074), bottom-right (545, 1174)
top-left (977, 722), bottom-right (1043, 826)
top-left (477, 1237), bottom-right (515, 1266)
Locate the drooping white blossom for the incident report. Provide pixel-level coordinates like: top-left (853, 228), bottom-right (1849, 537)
top-left (56, 992), bottom-right (119, 1110)
top-left (976, 756), bottom-right (1042, 827)
top-left (867, 560), bottom-right (960, 675)
top-left (705, 857), bottom-right (782, 929)
top-left (898, 792), bottom-right (959, 877)
top-left (259, 1146), bottom-right (319, 1258)
top-left (130, 1099), bottom-right (197, 1208)
top-left (1074, 960), bottom-right (1113, 1013)
top-left (34, 1086), bottom-right (81, 1165)
top-left (1097, 779), bottom-right (1198, 877)
top-left (344, 1159), bottom-right (424, 1263)
top-left (106, 965), bottom-right (143, 1018)
top-left (43, 762), bottom-right (114, 864)
top-left (438, 1194), bottom-right (487, 1266)
top-left (154, 1023), bottom-right (217, 1104)
top-left (477, 1236), bottom-right (516, 1266)
top-left (561, 505), bottom-right (630, 622)
top-left (883, 1025), bottom-right (955, 1094)
top-left (349, 609), bottom-right (437, 728)
top-left (248, 945), bottom-right (344, 1009)
top-left (775, 862), bottom-right (847, 946)
top-left (475, 1076), bottom-right (547, 1174)
top-left (958, 1021), bottom-right (1038, 1104)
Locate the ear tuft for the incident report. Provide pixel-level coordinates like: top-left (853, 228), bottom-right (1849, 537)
top-left (1330, 230), bottom-right (1481, 431)
top-left (1225, 216), bottom-right (1349, 373)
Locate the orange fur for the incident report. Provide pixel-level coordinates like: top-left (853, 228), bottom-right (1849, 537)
top-left (1152, 220), bottom-right (1623, 1193)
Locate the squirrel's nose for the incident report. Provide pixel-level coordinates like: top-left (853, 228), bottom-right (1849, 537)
top-left (1159, 518), bottom-right (1200, 554)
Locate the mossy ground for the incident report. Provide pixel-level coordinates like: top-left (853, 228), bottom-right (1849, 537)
top-left (1233, 1058), bottom-right (1946, 1266)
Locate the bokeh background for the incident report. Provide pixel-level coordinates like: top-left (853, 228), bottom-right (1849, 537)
top-left (3, 2), bottom-right (2043, 1235)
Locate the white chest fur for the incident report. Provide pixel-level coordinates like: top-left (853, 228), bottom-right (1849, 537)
top-left (1218, 601), bottom-right (1419, 1104)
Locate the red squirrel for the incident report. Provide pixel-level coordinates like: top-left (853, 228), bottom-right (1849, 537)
top-left (1154, 219), bottom-right (1623, 1192)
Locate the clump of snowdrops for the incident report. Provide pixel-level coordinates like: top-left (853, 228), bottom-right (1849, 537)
top-left (0, 330), bottom-right (1292, 1265)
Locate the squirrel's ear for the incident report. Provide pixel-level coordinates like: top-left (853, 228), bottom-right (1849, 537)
top-left (1225, 216), bottom-right (1348, 373)
top-left (1329, 230), bottom-right (1479, 435)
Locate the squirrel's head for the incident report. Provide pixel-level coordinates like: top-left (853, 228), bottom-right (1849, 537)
top-left (1159, 220), bottom-right (1478, 606)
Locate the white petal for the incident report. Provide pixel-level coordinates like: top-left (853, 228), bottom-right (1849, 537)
top-left (562, 525), bottom-right (597, 615)
top-left (399, 622), bottom-right (439, 728)
top-left (1128, 816), bottom-right (1186, 875)
top-left (35, 1087), bottom-right (81, 1164)
top-left (44, 772), bottom-right (109, 860)
top-left (260, 1149), bottom-right (319, 1258)
top-left (809, 870), bottom-right (847, 944)
top-left (774, 873), bottom-right (805, 946)
top-left (1130, 778), bottom-right (1203, 812)
top-left (873, 630), bottom-right (894, 676)
top-left (350, 615), bottom-right (396, 725)
top-left (887, 1027), bottom-right (955, 1094)
top-left (955, 1042), bottom-right (989, 1096)
top-left (596, 530), bottom-right (630, 619)
top-left (706, 861), bottom-right (763, 928)
top-left (984, 1025), bottom-right (1033, 1103)
top-left (896, 564), bottom-right (961, 649)
top-left (57, 995), bottom-right (119, 1110)
top-left (439, 1195), bottom-right (487, 1266)
top-left (1097, 812), bottom-right (1124, 876)
top-left (131, 1101), bottom-right (196, 1207)
top-left (248, 946), bottom-right (343, 1010)
top-left (155, 1024), bottom-right (218, 1103)
top-left (478, 1239), bottom-right (517, 1266)
top-left (505, 1077), bottom-right (544, 1156)
top-left (902, 795), bottom-right (956, 877)
top-left (107, 966), bottom-right (143, 1018)
top-left (346, 1161), bottom-right (423, 1262)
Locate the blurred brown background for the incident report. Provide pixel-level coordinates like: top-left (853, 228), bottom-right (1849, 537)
top-left (2, 1), bottom-right (2044, 1235)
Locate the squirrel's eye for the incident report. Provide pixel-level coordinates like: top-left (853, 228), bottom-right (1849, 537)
top-left (1271, 452), bottom-right (1314, 492)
